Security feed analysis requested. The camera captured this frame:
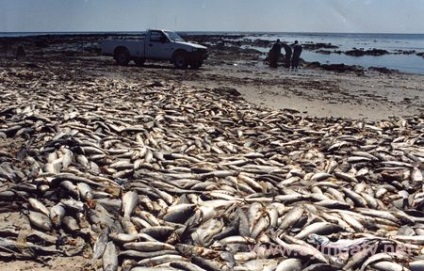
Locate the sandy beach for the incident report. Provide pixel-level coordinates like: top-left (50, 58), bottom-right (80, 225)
top-left (1, 34), bottom-right (423, 122)
top-left (184, 62), bottom-right (424, 121)
top-left (95, 56), bottom-right (423, 121)
top-left (0, 35), bottom-right (423, 270)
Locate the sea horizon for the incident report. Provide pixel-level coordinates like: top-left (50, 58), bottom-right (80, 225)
top-left (1, 30), bottom-right (424, 37)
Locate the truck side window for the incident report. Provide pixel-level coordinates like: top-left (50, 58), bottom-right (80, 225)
top-left (150, 31), bottom-right (165, 43)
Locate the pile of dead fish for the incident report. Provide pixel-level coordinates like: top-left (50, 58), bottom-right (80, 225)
top-left (1, 66), bottom-right (424, 271)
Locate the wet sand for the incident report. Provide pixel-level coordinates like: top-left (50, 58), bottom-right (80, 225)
top-left (186, 63), bottom-right (424, 121)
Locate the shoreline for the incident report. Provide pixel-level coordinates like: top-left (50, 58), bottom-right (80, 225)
top-left (0, 33), bottom-right (423, 122)
top-left (1, 32), bottom-right (424, 75)
top-left (184, 62), bottom-right (424, 121)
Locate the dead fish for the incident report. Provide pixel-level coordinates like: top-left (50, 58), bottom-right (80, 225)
top-left (24, 210), bottom-right (52, 232)
top-left (334, 171), bottom-right (359, 183)
top-left (360, 253), bottom-right (401, 271)
top-left (121, 216), bottom-right (138, 235)
top-left (216, 235), bottom-right (256, 246)
top-left (238, 258), bottom-right (279, 271)
top-left (60, 198), bottom-right (85, 212)
top-left (410, 260), bottom-right (424, 271)
top-left (347, 156), bottom-right (373, 163)
top-left (76, 154), bottom-right (90, 169)
top-left (28, 198), bottom-right (50, 216)
top-left (170, 261), bottom-right (208, 271)
top-left (92, 227), bottom-right (110, 265)
top-left (77, 182), bottom-right (94, 201)
top-left (162, 204), bottom-right (196, 224)
top-left (343, 240), bottom-right (379, 270)
top-left (62, 216), bottom-right (80, 232)
top-left (295, 221), bottom-right (342, 240)
top-left (250, 216), bottom-right (270, 239)
top-left (191, 255), bottom-right (230, 271)
top-left (277, 206), bottom-right (304, 233)
top-left (122, 191), bottom-right (138, 218)
top-left (103, 241), bottom-right (118, 271)
top-left (61, 147), bottom-right (74, 169)
top-left (59, 180), bottom-right (80, 198)
top-left (311, 172), bottom-right (333, 182)
top-left (275, 258), bottom-right (303, 271)
top-left (123, 241), bottom-right (175, 252)
top-left (357, 209), bottom-right (399, 224)
top-left (229, 210), bottom-right (247, 238)
top-left (49, 203), bottom-right (66, 228)
top-left (340, 187), bottom-right (368, 207)
top-left (411, 167), bottom-right (423, 184)
top-left (274, 236), bottom-right (329, 264)
top-left (2, 65), bottom-right (423, 271)
top-left (136, 255), bottom-right (185, 267)
top-left (192, 218), bottom-right (224, 246)
top-left (139, 226), bottom-right (176, 240)
top-left (109, 232), bottom-right (157, 243)
top-left (370, 261), bottom-right (406, 271)
top-left (129, 267), bottom-right (178, 271)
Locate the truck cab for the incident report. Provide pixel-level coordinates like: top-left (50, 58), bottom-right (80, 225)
top-left (146, 30), bottom-right (174, 60)
top-left (100, 29), bottom-right (208, 69)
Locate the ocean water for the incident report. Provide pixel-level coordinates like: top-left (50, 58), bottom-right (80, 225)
top-left (2, 31), bottom-right (424, 74)
top-left (238, 32), bottom-right (424, 74)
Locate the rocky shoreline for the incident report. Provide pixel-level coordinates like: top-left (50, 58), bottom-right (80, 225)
top-left (184, 34), bottom-right (424, 58)
top-left (2, 33), bottom-right (422, 75)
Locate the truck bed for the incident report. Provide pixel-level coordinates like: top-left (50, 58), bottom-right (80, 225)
top-left (100, 39), bottom-right (145, 57)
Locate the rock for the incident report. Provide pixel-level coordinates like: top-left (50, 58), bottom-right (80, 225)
top-left (212, 86), bottom-right (241, 97)
top-left (369, 67), bottom-right (398, 74)
top-left (16, 46), bottom-right (26, 59)
top-left (345, 48), bottom-right (389, 56)
top-left (320, 63), bottom-right (364, 73)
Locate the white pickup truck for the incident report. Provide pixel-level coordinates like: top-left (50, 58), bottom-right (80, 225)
top-left (101, 29), bottom-right (208, 69)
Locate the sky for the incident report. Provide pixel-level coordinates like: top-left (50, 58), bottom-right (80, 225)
top-left (1, 0), bottom-right (423, 34)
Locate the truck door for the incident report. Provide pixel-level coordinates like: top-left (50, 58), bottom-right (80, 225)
top-left (146, 31), bottom-right (174, 60)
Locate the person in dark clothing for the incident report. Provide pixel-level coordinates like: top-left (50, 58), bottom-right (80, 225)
top-left (269, 39), bottom-right (282, 68)
top-left (281, 42), bottom-right (292, 69)
top-left (291, 40), bottom-right (302, 71)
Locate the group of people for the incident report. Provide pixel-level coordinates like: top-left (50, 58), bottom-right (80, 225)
top-left (268, 39), bottom-right (302, 70)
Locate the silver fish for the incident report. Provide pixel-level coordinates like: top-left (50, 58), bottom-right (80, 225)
top-left (25, 210), bottom-right (52, 232)
top-left (103, 241), bottom-right (118, 271)
top-left (122, 191), bottom-right (138, 218)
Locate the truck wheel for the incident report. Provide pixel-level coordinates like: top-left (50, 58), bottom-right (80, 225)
top-left (114, 47), bottom-right (130, 66)
top-left (190, 62), bottom-right (203, 69)
top-left (174, 52), bottom-right (188, 69)
top-left (134, 58), bottom-right (145, 66)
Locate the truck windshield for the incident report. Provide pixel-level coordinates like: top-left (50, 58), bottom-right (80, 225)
top-left (165, 31), bottom-right (185, 42)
